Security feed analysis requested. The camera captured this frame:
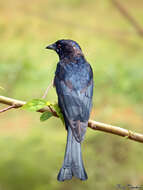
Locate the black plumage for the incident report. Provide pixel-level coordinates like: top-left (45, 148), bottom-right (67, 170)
top-left (46, 39), bottom-right (93, 181)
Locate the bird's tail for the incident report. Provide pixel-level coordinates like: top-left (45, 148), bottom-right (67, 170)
top-left (57, 127), bottom-right (88, 181)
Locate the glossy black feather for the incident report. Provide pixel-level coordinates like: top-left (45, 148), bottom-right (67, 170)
top-left (46, 39), bottom-right (93, 181)
top-left (55, 59), bottom-right (93, 142)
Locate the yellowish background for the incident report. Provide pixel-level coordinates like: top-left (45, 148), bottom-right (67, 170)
top-left (0, 0), bottom-right (143, 189)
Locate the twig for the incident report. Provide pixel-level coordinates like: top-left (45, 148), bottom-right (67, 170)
top-left (0, 95), bottom-right (143, 143)
top-left (48, 105), bottom-right (58, 117)
top-left (0, 105), bottom-right (16, 113)
top-left (112, 0), bottom-right (143, 37)
top-left (42, 80), bottom-right (54, 99)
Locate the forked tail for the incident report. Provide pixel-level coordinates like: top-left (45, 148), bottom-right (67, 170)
top-left (57, 127), bottom-right (88, 181)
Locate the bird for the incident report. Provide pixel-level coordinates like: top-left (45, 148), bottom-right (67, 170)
top-left (46, 39), bottom-right (93, 181)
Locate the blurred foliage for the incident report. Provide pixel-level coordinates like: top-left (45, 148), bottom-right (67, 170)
top-left (0, 0), bottom-right (143, 189)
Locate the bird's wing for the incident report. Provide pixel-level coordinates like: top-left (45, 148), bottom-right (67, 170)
top-left (55, 63), bottom-right (93, 142)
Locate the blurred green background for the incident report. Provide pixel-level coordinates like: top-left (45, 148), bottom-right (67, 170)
top-left (0, 0), bottom-right (143, 189)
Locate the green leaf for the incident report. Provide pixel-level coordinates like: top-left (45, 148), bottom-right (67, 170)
top-left (22, 99), bottom-right (47, 111)
top-left (40, 111), bottom-right (53, 121)
top-left (50, 103), bottom-right (65, 124)
top-left (22, 98), bottom-right (64, 124)
top-left (46, 101), bottom-right (52, 106)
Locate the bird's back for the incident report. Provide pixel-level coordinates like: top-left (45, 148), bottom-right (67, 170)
top-left (55, 57), bottom-right (93, 94)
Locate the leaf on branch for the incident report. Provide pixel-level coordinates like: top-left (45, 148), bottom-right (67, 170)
top-left (46, 101), bottom-right (52, 106)
top-left (22, 98), bottom-right (64, 124)
top-left (40, 111), bottom-right (53, 121)
top-left (50, 103), bottom-right (65, 124)
top-left (22, 99), bottom-right (47, 111)
top-left (39, 101), bottom-right (64, 123)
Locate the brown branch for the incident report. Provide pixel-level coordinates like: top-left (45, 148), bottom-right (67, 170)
top-left (0, 95), bottom-right (143, 143)
top-left (112, 0), bottom-right (143, 37)
top-left (0, 105), bottom-right (17, 113)
top-left (48, 105), bottom-right (58, 117)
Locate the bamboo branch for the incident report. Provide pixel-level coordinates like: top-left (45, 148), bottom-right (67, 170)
top-left (0, 95), bottom-right (143, 143)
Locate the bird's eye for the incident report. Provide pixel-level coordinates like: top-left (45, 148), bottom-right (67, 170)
top-left (57, 44), bottom-right (61, 48)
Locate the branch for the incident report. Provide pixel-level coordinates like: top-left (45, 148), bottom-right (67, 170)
top-left (0, 105), bottom-right (17, 113)
top-left (112, 0), bottom-right (143, 37)
top-left (42, 80), bottom-right (54, 99)
top-left (0, 95), bottom-right (143, 143)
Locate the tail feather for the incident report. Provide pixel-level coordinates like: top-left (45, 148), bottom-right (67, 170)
top-left (57, 167), bottom-right (72, 181)
top-left (57, 127), bottom-right (88, 181)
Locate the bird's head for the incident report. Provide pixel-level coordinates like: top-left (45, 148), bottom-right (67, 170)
top-left (46, 39), bottom-right (83, 60)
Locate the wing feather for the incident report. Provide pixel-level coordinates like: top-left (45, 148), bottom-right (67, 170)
top-left (55, 62), bottom-right (93, 142)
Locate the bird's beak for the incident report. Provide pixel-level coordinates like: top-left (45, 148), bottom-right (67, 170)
top-left (45, 43), bottom-right (56, 51)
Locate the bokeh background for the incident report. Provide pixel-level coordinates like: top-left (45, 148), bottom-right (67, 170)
top-left (0, 0), bottom-right (143, 189)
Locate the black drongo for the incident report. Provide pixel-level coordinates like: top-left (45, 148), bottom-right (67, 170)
top-left (46, 39), bottom-right (93, 181)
